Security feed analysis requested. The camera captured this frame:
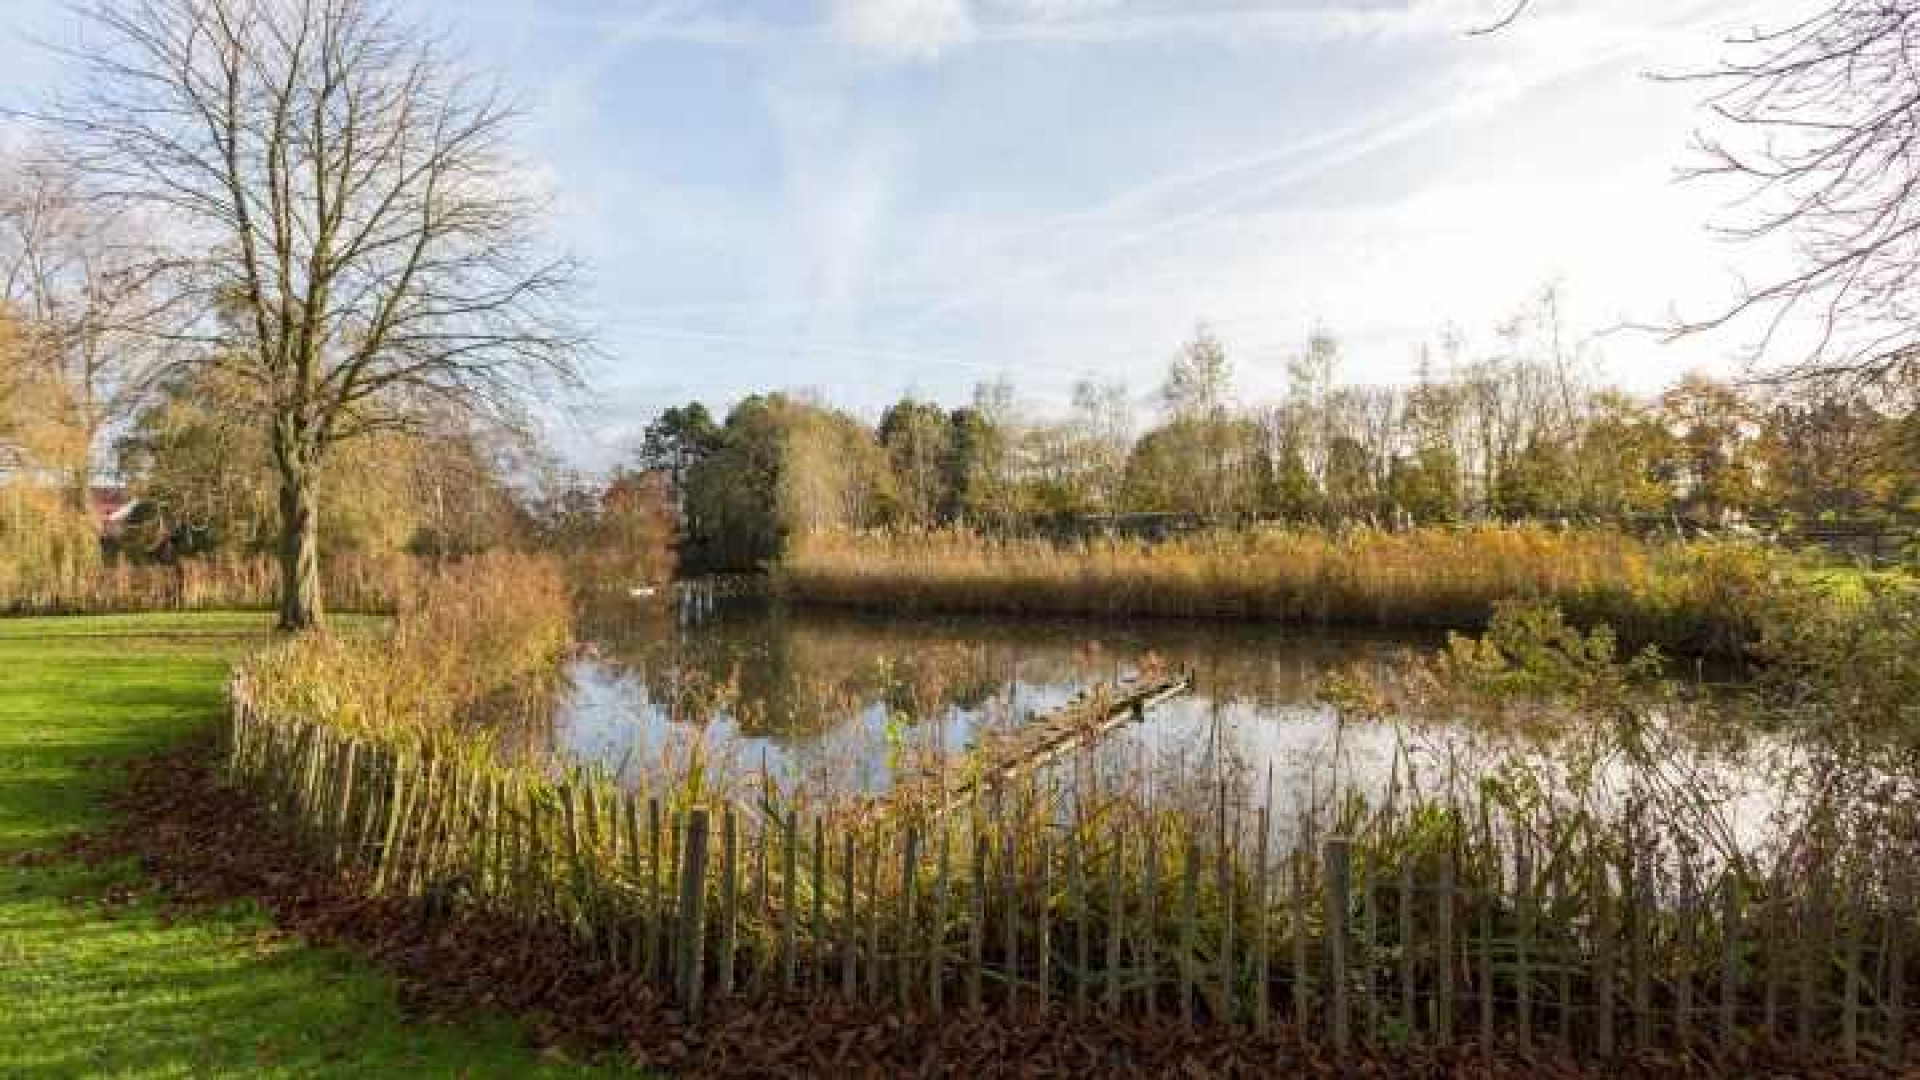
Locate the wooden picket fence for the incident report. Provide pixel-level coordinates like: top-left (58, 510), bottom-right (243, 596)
top-left (226, 675), bottom-right (1916, 1066)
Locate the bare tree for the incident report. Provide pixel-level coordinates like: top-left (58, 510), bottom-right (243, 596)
top-left (0, 156), bottom-right (156, 506)
top-left (29, 0), bottom-right (584, 629)
top-left (1668, 3), bottom-right (1920, 394)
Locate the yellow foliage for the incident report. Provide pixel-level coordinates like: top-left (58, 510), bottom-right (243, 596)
top-left (779, 525), bottom-right (1789, 656)
top-left (244, 552), bottom-right (572, 739)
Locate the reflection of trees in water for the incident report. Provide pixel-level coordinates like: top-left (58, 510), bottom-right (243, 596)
top-left (564, 601), bottom-right (1900, 876)
top-left (578, 600), bottom-right (1426, 736)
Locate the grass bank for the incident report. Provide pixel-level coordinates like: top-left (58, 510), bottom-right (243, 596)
top-left (0, 613), bottom-right (602, 1077)
top-left (779, 525), bottom-right (1789, 656)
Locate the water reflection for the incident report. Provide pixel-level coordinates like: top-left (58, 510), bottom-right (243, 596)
top-left (549, 594), bottom-right (1758, 828)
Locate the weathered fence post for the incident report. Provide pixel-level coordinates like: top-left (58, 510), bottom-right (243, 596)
top-left (1254, 806), bottom-right (1272, 1033)
top-left (1001, 828), bottom-right (1018, 1011)
top-left (647, 798), bottom-right (663, 982)
top-left (1437, 852), bottom-right (1455, 1044)
top-left (1181, 838), bottom-right (1199, 1028)
top-left (932, 825), bottom-right (950, 1014)
top-left (968, 831), bottom-right (986, 1012)
top-left (1516, 846), bottom-right (1533, 1056)
top-left (1035, 829), bottom-right (1051, 1013)
top-left (843, 828), bottom-right (859, 1000)
top-left (1595, 858), bottom-right (1616, 1059)
top-left (676, 808), bottom-right (710, 1018)
top-left (719, 806), bottom-right (738, 996)
top-left (1143, 826), bottom-right (1159, 1018)
top-left (1889, 870), bottom-right (1908, 1069)
top-left (901, 826), bottom-right (920, 1010)
top-left (1843, 880), bottom-right (1863, 1061)
top-left (1676, 856), bottom-right (1695, 1052)
top-left (781, 809), bottom-right (798, 991)
top-left (1362, 852), bottom-right (1378, 1045)
top-left (1632, 852), bottom-right (1652, 1052)
top-left (812, 816), bottom-right (827, 989)
top-left (1719, 870), bottom-right (1740, 1062)
top-left (1106, 832), bottom-right (1124, 1012)
top-left (1399, 856), bottom-right (1417, 1044)
top-left (1069, 827), bottom-right (1087, 1016)
top-left (1800, 866), bottom-right (1827, 1052)
top-left (1326, 836), bottom-right (1351, 1056)
top-left (1216, 797), bottom-right (1235, 1025)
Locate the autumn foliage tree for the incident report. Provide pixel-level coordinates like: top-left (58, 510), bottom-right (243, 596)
top-left (38, 0), bottom-right (582, 629)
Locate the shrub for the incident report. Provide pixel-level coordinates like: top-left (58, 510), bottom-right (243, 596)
top-left (244, 551), bottom-right (571, 738)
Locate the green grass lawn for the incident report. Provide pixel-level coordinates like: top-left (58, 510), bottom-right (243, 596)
top-left (0, 613), bottom-right (618, 1078)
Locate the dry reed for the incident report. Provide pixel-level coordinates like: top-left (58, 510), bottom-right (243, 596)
top-left (779, 525), bottom-right (1786, 656)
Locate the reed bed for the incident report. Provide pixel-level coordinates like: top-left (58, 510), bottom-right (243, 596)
top-left (242, 552), bottom-right (572, 735)
top-left (0, 550), bottom-right (417, 615)
top-left (225, 675), bottom-right (1916, 1067)
top-left (778, 526), bottom-right (1785, 657)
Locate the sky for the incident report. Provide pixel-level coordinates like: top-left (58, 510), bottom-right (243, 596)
top-left (0, 0), bottom-right (1812, 468)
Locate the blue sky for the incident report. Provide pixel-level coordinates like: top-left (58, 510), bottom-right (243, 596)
top-left (2, 0), bottom-right (1806, 467)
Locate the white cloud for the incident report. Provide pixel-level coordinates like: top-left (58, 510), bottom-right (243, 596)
top-left (985, 0), bottom-right (1121, 16)
top-left (829, 0), bottom-right (978, 62)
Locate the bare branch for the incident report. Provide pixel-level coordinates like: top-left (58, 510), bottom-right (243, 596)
top-left (18, 0), bottom-right (589, 627)
top-left (1667, 2), bottom-right (1920, 390)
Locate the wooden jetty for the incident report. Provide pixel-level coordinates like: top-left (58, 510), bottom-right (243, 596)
top-left (888, 670), bottom-right (1194, 815)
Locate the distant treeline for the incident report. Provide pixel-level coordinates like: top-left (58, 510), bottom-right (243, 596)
top-left (633, 311), bottom-right (1920, 573)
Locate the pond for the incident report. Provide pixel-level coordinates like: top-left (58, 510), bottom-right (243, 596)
top-left (545, 586), bottom-right (1789, 841)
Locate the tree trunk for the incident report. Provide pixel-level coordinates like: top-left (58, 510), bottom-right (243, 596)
top-left (276, 464), bottom-right (323, 631)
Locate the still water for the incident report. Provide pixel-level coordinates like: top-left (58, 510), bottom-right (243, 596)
top-left (549, 589), bottom-right (1785, 835)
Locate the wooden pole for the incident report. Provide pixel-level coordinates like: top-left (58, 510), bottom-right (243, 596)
top-left (1516, 846), bottom-right (1533, 1056)
top-left (1843, 880), bottom-right (1863, 1061)
top-left (1632, 852), bottom-right (1652, 1052)
top-left (1478, 870), bottom-right (1494, 1058)
top-left (1437, 853), bottom-right (1455, 1045)
top-left (1363, 851), bottom-right (1379, 1045)
top-left (867, 833), bottom-right (883, 1003)
top-left (932, 825), bottom-right (950, 1014)
top-left (719, 805), bottom-right (738, 996)
top-left (812, 816), bottom-right (826, 989)
top-left (1596, 858), bottom-right (1616, 1059)
top-left (1719, 870), bottom-right (1740, 1062)
top-left (676, 808), bottom-right (710, 1018)
top-left (1677, 857), bottom-right (1697, 1052)
top-left (1181, 838), bottom-right (1199, 1028)
top-left (842, 828), bottom-right (859, 1000)
top-left (1143, 826), bottom-right (1159, 1019)
top-left (1070, 826), bottom-right (1087, 1016)
top-left (968, 831), bottom-right (986, 1012)
top-left (901, 826), bottom-right (920, 1010)
top-left (647, 798), bottom-right (663, 982)
top-left (1106, 832), bottom-right (1124, 1012)
top-left (1326, 837), bottom-right (1351, 1056)
top-left (1400, 856), bottom-right (1417, 1045)
top-left (1888, 870), bottom-right (1907, 1069)
top-left (1255, 806), bottom-right (1271, 1033)
top-left (1293, 850), bottom-right (1313, 1034)
top-left (782, 809), bottom-right (798, 991)
top-left (1002, 828), bottom-right (1018, 1012)
top-left (623, 797), bottom-right (644, 971)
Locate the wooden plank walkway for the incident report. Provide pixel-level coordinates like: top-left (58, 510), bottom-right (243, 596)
top-left (888, 670), bottom-right (1194, 815)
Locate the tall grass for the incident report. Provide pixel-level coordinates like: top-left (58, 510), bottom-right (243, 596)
top-left (0, 485), bottom-right (101, 607)
top-left (0, 549), bottom-right (419, 616)
top-left (243, 552), bottom-right (572, 737)
top-left (779, 525), bottom-right (1788, 656)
